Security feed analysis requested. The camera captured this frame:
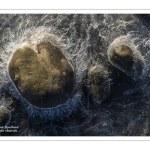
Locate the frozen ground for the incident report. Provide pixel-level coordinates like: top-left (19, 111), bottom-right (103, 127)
top-left (0, 14), bottom-right (150, 136)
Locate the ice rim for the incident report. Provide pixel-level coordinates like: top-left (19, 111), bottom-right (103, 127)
top-left (107, 36), bottom-right (146, 81)
top-left (0, 26), bottom-right (86, 121)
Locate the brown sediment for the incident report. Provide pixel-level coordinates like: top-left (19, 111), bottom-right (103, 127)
top-left (108, 36), bottom-right (145, 81)
top-left (0, 107), bottom-right (10, 126)
top-left (9, 41), bottom-right (75, 108)
top-left (112, 45), bottom-right (134, 73)
top-left (88, 66), bottom-right (109, 103)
